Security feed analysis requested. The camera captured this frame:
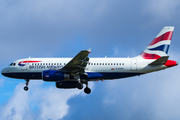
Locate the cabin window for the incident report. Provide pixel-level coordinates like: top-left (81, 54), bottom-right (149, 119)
top-left (102, 63), bottom-right (104, 65)
top-left (94, 63), bottom-right (96, 65)
top-left (122, 63), bottom-right (124, 65)
top-left (108, 63), bottom-right (110, 65)
top-left (105, 63), bottom-right (107, 65)
top-left (91, 63), bottom-right (93, 65)
top-left (57, 63), bottom-right (59, 65)
top-left (54, 63), bottom-right (56, 65)
top-left (111, 63), bottom-right (113, 65)
top-left (100, 63), bottom-right (101, 65)
top-left (97, 63), bottom-right (98, 65)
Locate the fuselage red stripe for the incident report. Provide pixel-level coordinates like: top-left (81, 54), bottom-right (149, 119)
top-left (21, 61), bottom-right (42, 63)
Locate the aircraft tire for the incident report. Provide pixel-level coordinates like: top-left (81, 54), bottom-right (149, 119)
top-left (24, 86), bottom-right (29, 91)
top-left (84, 87), bottom-right (91, 94)
top-left (77, 83), bottom-right (83, 90)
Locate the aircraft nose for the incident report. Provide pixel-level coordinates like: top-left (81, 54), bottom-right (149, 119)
top-left (1, 67), bottom-right (8, 76)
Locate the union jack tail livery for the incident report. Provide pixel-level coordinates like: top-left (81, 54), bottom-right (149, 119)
top-left (140, 26), bottom-right (174, 59)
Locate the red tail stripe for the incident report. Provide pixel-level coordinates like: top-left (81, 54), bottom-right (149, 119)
top-left (140, 52), bottom-right (161, 59)
top-left (149, 31), bottom-right (173, 46)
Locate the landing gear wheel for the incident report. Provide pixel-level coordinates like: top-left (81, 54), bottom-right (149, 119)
top-left (84, 87), bottom-right (91, 94)
top-left (24, 86), bottom-right (29, 91)
top-left (77, 83), bottom-right (83, 90)
top-left (24, 79), bottom-right (29, 91)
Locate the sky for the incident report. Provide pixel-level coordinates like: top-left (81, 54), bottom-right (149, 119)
top-left (0, 0), bottom-right (180, 120)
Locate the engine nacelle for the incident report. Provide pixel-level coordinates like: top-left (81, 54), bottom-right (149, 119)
top-left (42, 70), bottom-right (70, 81)
top-left (87, 72), bottom-right (103, 79)
top-left (56, 81), bottom-right (78, 89)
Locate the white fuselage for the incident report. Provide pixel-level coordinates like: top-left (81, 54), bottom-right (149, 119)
top-left (1, 57), bottom-right (169, 81)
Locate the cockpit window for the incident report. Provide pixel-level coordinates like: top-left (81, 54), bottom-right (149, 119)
top-left (9, 63), bottom-right (13, 66)
top-left (9, 63), bottom-right (16, 66)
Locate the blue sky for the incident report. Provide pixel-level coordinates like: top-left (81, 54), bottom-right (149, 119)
top-left (0, 0), bottom-right (180, 120)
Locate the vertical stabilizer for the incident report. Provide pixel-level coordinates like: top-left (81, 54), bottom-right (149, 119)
top-left (140, 26), bottom-right (174, 59)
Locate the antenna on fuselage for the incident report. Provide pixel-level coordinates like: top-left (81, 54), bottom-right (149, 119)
top-left (29, 56), bottom-right (31, 58)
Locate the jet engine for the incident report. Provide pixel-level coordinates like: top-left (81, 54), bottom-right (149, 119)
top-left (56, 81), bottom-right (78, 89)
top-left (42, 70), bottom-right (70, 81)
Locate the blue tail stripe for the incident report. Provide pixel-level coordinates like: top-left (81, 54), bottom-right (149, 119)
top-left (148, 45), bottom-right (170, 54)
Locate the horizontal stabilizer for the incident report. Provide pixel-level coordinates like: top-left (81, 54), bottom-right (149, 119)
top-left (149, 56), bottom-right (169, 65)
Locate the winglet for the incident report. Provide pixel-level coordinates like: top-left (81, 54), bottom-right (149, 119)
top-left (87, 47), bottom-right (92, 53)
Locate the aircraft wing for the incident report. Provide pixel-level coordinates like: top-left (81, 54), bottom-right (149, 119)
top-left (60, 48), bottom-right (92, 74)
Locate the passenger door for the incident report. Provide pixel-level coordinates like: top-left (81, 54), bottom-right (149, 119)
top-left (131, 59), bottom-right (137, 71)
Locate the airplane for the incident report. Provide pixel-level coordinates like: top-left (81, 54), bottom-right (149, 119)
top-left (1, 26), bottom-right (178, 94)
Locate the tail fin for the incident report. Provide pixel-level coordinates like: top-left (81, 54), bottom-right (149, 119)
top-left (140, 26), bottom-right (174, 59)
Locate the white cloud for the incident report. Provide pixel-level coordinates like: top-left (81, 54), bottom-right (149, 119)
top-left (0, 80), bottom-right (90, 120)
top-left (0, 83), bottom-right (30, 120)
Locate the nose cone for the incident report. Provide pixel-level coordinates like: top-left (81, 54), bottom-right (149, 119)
top-left (1, 67), bottom-right (9, 77)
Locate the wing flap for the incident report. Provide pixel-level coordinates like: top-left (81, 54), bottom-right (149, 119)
top-left (60, 48), bottom-right (91, 74)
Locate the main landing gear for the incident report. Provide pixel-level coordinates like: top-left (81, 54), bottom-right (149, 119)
top-left (24, 79), bottom-right (29, 91)
top-left (75, 74), bottom-right (91, 94)
top-left (77, 82), bottom-right (83, 90)
top-left (80, 80), bottom-right (91, 94)
top-left (84, 87), bottom-right (91, 94)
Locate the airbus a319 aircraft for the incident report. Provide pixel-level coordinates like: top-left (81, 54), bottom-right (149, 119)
top-left (1, 26), bottom-right (178, 94)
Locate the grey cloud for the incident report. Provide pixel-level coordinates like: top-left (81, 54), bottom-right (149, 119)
top-left (0, 0), bottom-right (180, 62)
top-left (143, 0), bottom-right (180, 20)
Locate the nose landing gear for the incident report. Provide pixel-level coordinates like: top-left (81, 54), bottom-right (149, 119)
top-left (24, 79), bottom-right (29, 91)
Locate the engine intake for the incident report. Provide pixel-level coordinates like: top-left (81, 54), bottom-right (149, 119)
top-left (42, 70), bottom-right (70, 81)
